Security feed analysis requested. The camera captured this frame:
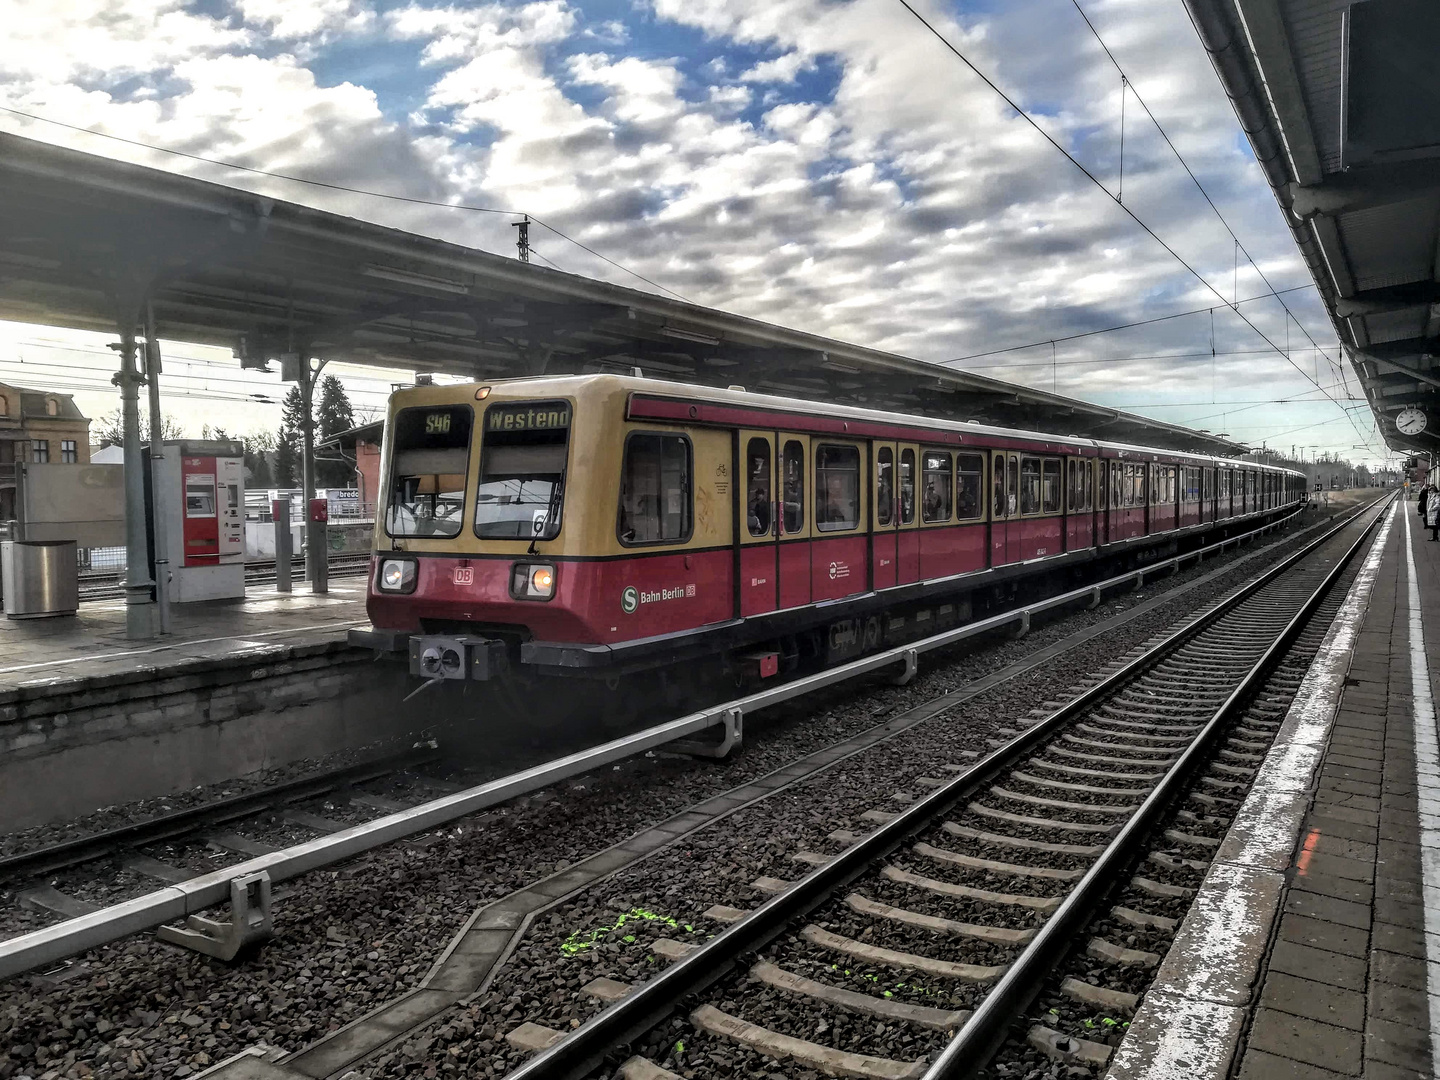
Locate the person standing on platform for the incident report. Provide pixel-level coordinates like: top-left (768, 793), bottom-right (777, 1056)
top-left (1421, 482), bottom-right (1440, 541)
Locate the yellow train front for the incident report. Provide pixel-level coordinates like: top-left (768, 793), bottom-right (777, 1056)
top-left (358, 374), bottom-right (1306, 684)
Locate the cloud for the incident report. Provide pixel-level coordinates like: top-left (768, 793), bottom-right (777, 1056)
top-left (0, 0), bottom-right (1376, 458)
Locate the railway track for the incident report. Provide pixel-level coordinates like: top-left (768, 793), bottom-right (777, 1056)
top-left (0, 749), bottom-right (456, 934)
top-left (488, 495), bottom-right (1389, 1080)
top-left (76, 553), bottom-right (371, 600)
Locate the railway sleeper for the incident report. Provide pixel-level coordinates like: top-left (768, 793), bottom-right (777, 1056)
top-left (880, 865), bottom-right (1061, 912)
top-left (750, 960), bottom-right (971, 1031)
top-left (690, 1003), bottom-right (929, 1080)
top-left (845, 892), bottom-right (1036, 946)
top-left (799, 924), bottom-right (1007, 983)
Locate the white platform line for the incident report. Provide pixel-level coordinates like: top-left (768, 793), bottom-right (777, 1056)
top-left (1400, 505), bottom-right (1440, 1078)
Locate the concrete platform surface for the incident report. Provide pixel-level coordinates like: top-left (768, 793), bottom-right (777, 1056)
top-left (1110, 495), bottom-right (1439, 1080)
top-left (0, 577), bottom-right (369, 694)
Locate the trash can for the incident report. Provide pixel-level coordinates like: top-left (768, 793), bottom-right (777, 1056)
top-left (1, 539), bottom-right (79, 618)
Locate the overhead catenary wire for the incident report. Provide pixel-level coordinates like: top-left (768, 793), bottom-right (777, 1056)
top-left (0, 104), bottom-right (693, 303)
top-left (895, 0), bottom-right (1372, 450)
top-left (1067, 1), bottom-right (1353, 392)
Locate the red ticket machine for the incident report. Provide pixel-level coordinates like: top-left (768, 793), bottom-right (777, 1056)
top-left (160, 440), bottom-right (245, 601)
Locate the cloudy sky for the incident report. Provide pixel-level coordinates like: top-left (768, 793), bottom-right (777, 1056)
top-left (0, 0), bottom-right (1383, 464)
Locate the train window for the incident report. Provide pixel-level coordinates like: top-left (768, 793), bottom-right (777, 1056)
top-left (1109, 462), bottom-right (1121, 508)
top-left (922, 451), bottom-right (953, 523)
top-left (876, 447), bottom-right (894, 527)
top-left (386, 404), bottom-right (473, 538)
top-left (1007, 455), bottom-right (1019, 515)
top-left (993, 456), bottom-right (1006, 519)
top-left (1041, 459), bottom-right (1061, 513)
top-left (899, 448), bottom-right (916, 524)
top-left (956, 453), bottom-right (984, 520)
top-left (1020, 457), bottom-right (1041, 515)
top-left (746, 438), bottom-right (772, 537)
top-left (617, 432), bottom-right (692, 545)
top-left (815, 444), bottom-right (861, 531)
top-left (1067, 460), bottom-right (1083, 512)
top-left (782, 440), bottom-right (806, 533)
top-left (475, 400), bottom-right (571, 540)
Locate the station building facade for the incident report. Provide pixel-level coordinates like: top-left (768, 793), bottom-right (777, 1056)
top-left (0, 382), bottom-right (91, 521)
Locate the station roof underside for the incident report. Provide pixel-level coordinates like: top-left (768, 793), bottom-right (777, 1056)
top-left (0, 131), bottom-right (1245, 456)
top-left (1186, 0), bottom-right (1440, 456)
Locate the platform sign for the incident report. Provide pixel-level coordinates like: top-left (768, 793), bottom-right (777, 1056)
top-left (327, 488), bottom-right (361, 518)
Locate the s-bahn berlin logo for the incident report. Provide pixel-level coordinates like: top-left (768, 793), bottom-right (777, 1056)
top-left (622, 583), bottom-right (695, 613)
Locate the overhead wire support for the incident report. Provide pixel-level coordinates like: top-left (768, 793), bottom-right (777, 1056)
top-left (1065, 0), bottom-right (1377, 453)
top-left (894, 0), bottom-right (1372, 451)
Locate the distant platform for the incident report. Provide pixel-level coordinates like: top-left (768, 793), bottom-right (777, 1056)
top-left (0, 577), bottom-right (369, 694)
top-left (1111, 492), bottom-right (1440, 1080)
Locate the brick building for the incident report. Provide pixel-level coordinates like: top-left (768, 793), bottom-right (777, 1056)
top-left (0, 383), bottom-right (91, 521)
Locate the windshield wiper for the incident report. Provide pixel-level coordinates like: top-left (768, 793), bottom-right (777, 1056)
top-left (528, 473), bottom-right (565, 555)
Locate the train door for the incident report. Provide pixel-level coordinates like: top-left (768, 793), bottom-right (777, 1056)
top-left (739, 431), bottom-right (779, 616)
top-left (872, 442), bottom-right (898, 591)
top-left (896, 445), bottom-right (921, 583)
top-left (812, 439), bottom-right (867, 601)
top-left (990, 452), bottom-right (1022, 564)
top-left (776, 434), bottom-right (811, 608)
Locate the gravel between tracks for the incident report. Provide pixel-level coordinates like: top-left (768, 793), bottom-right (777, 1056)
top-left (0, 507), bottom-right (1360, 1080)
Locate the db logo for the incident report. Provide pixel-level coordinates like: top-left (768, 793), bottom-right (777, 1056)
top-left (621, 586), bottom-right (639, 614)
top-left (453, 566), bottom-right (474, 586)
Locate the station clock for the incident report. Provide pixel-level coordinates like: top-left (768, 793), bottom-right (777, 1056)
top-left (1396, 407), bottom-right (1428, 436)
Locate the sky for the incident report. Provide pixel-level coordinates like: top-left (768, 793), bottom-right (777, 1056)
top-left (0, 0), bottom-right (1386, 465)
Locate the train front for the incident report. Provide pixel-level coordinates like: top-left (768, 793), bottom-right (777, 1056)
top-left (360, 381), bottom-right (600, 684)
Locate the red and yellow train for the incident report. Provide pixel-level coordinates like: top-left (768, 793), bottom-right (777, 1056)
top-left (354, 375), bottom-right (1305, 682)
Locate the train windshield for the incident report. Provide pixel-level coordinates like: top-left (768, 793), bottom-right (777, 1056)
top-left (474, 400), bottom-right (571, 540)
top-left (386, 405), bottom-right (473, 538)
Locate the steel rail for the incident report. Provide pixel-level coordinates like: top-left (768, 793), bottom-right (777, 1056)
top-left (921, 495), bottom-right (1391, 1079)
top-left (0, 748), bottom-right (438, 883)
top-left (0, 502), bottom-right (1324, 981)
top-left (500, 496), bottom-right (1389, 1080)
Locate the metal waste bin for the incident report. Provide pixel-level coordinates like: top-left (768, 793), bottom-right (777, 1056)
top-left (1, 539), bottom-right (79, 618)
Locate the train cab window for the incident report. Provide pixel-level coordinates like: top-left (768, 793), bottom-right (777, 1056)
top-left (782, 439), bottom-right (806, 533)
top-left (922, 451), bottom-right (953, 522)
top-left (386, 404), bottom-right (473, 538)
top-left (1020, 457), bottom-right (1041, 515)
top-left (815, 444), bottom-right (861, 531)
top-left (1041, 458), bottom-right (1062, 513)
top-left (746, 438), bottom-right (772, 537)
top-left (618, 432), bottom-right (692, 544)
top-left (956, 452), bottom-right (984, 520)
top-left (475, 400), bottom-right (571, 540)
top-left (876, 447), bottom-right (894, 527)
top-left (899, 448), bottom-right (916, 524)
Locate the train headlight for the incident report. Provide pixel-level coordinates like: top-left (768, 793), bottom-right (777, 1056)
top-left (510, 562), bottom-right (555, 600)
top-left (378, 558), bottom-right (417, 593)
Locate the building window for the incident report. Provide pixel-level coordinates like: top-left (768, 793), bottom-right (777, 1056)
top-left (61, 439), bottom-right (77, 463)
top-left (45, 398), bottom-right (58, 416)
top-left (32, 440), bottom-right (48, 463)
top-left (0, 395), bottom-right (7, 415)
top-left (617, 432), bottom-right (691, 544)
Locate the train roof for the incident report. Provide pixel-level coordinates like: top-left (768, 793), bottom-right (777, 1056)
top-left (395, 374), bottom-right (1302, 474)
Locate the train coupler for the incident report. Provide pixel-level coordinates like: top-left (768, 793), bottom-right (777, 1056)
top-left (407, 635), bottom-right (509, 681)
top-left (156, 871), bottom-right (273, 962)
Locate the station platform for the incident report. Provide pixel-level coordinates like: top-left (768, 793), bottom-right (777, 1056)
top-left (0, 575), bottom-right (411, 832)
top-left (0, 577), bottom-right (368, 693)
top-left (1111, 494), bottom-right (1439, 1080)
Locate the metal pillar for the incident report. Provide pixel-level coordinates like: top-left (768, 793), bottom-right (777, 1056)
top-left (115, 328), bottom-right (157, 639)
top-left (143, 303), bottom-right (171, 634)
top-left (274, 494), bottom-right (292, 593)
top-left (300, 363), bottom-right (328, 594)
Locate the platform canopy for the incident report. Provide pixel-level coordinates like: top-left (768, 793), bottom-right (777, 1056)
top-left (1186, 0), bottom-right (1440, 456)
top-left (0, 130), bottom-right (1247, 455)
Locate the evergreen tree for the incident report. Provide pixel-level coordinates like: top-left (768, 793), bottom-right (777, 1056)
top-left (273, 425), bottom-right (298, 487)
top-left (244, 431), bottom-right (275, 488)
top-left (316, 375), bottom-right (356, 488)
